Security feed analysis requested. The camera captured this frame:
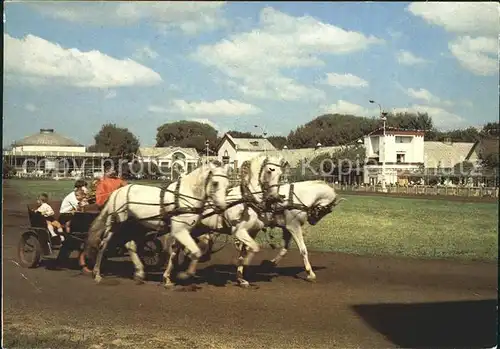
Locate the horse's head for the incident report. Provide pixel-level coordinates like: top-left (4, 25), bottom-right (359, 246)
top-left (205, 162), bottom-right (231, 211)
top-left (307, 186), bottom-right (346, 225)
top-left (257, 156), bottom-right (286, 201)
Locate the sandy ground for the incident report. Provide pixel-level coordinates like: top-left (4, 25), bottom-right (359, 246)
top-left (2, 184), bottom-right (498, 349)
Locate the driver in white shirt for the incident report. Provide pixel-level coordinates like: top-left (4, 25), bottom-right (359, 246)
top-left (59, 180), bottom-right (88, 232)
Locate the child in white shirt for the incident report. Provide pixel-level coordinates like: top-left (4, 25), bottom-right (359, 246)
top-left (35, 193), bottom-right (64, 240)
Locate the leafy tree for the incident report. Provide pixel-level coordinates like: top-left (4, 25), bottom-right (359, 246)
top-left (89, 123), bottom-right (140, 160)
top-left (310, 145), bottom-right (366, 175)
top-left (156, 121), bottom-right (218, 154)
top-left (3, 160), bottom-right (15, 178)
top-left (287, 114), bottom-right (377, 148)
top-left (267, 136), bottom-right (287, 149)
top-left (227, 130), bottom-right (259, 138)
top-left (477, 138), bottom-right (499, 172)
top-left (481, 122), bottom-right (499, 138)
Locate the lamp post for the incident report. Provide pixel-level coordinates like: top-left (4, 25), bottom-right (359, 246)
top-left (369, 100), bottom-right (388, 192)
top-left (205, 140), bottom-right (209, 165)
top-left (254, 125), bottom-right (268, 156)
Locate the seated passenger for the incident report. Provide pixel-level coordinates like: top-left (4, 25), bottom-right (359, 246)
top-left (34, 193), bottom-right (64, 238)
top-left (59, 180), bottom-right (89, 233)
top-left (95, 168), bottom-right (128, 209)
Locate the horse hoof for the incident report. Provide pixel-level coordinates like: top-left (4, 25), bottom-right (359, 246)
top-left (164, 282), bottom-right (175, 289)
top-left (238, 280), bottom-right (250, 288)
top-left (306, 275), bottom-right (317, 283)
top-left (260, 259), bottom-right (277, 269)
top-left (94, 275), bottom-right (102, 284)
top-left (134, 275), bottom-right (145, 285)
top-left (177, 272), bottom-right (193, 280)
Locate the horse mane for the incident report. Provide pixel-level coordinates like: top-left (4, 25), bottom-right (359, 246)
top-left (182, 161), bottom-right (224, 197)
top-left (246, 154), bottom-right (283, 185)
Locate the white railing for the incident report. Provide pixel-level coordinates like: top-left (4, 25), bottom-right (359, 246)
top-left (331, 184), bottom-right (499, 198)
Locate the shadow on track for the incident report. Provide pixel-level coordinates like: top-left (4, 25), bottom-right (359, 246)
top-left (42, 254), bottom-right (327, 288)
top-left (352, 299), bottom-right (498, 349)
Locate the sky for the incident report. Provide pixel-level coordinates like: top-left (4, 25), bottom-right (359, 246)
top-left (3, 1), bottom-right (499, 147)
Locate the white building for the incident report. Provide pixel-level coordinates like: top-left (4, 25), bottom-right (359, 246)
top-left (136, 146), bottom-right (200, 180)
top-left (217, 133), bottom-right (276, 169)
top-left (3, 128), bottom-right (109, 176)
top-left (363, 129), bottom-right (425, 185)
top-left (363, 128), bottom-right (479, 185)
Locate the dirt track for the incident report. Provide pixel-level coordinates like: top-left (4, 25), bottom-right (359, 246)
top-left (2, 185), bottom-right (498, 349)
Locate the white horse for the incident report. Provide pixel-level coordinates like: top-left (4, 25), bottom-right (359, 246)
top-left (161, 155), bottom-right (286, 287)
top-left (84, 161), bottom-right (231, 287)
top-left (232, 180), bottom-right (345, 286)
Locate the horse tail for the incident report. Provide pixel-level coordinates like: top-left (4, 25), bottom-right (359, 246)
top-left (86, 200), bottom-right (110, 251)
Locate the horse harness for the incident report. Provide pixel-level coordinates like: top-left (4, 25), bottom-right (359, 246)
top-left (108, 170), bottom-right (229, 233)
top-left (248, 182), bottom-right (338, 226)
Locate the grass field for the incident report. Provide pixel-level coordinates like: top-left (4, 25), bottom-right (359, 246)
top-left (4, 179), bottom-right (498, 262)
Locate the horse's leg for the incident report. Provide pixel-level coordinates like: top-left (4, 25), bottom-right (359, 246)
top-left (236, 243), bottom-right (248, 286)
top-left (92, 230), bottom-right (114, 284)
top-left (233, 227), bottom-right (260, 288)
top-left (124, 240), bottom-right (145, 284)
top-left (162, 238), bottom-right (179, 289)
top-left (270, 228), bottom-right (292, 266)
top-left (169, 225), bottom-right (202, 283)
top-left (287, 224), bottom-right (316, 282)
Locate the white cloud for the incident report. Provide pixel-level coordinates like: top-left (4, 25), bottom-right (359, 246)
top-left (4, 33), bottom-right (162, 88)
top-left (406, 88), bottom-right (436, 103)
top-left (407, 2), bottom-right (499, 76)
top-left (31, 2), bottom-right (227, 35)
top-left (149, 99), bottom-right (261, 116)
top-left (320, 100), bottom-right (378, 117)
top-left (396, 50), bottom-right (428, 65)
top-left (407, 2), bottom-right (499, 37)
top-left (24, 103), bottom-right (37, 112)
top-left (394, 105), bottom-right (466, 130)
top-left (322, 73), bottom-right (369, 88)
top-left (405, 87), bottom-right (454, 107)
top-left (133, 45), bottom-right (159, 61)
top-left (192, 7), bottom-right (383, 101)
top-left (190, 118), bottom-right (219, 130)
top-left (449, 36), bottom-right (498, 76)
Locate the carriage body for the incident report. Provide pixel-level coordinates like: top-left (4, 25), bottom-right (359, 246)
top-left (17, 206), bottom-right (165, 270)
top-left (17, 206), bottom-right (99, 268)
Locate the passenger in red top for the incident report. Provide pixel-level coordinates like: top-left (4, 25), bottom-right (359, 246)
top-left (95, 168), bottom-right (128, 208)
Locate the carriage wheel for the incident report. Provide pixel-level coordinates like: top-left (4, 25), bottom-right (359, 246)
top-left (140, 237), bottom-right (165, 270)
top-left (17, 232), bottom-right (42, 268)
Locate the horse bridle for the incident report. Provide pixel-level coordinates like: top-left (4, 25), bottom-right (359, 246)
top-left (259, 157), bottom-right (288, 200)
top-left (240, 157), bottom-right (286, 204)
top-left (204, 169), bottom-right (230, 205)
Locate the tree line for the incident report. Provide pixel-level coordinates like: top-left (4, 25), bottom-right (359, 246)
top-left (74, 113), bottom-right (500, 172)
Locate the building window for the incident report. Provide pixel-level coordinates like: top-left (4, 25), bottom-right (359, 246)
top-left (396, 153), bottom-right (405, 163)
top-left (396, 136), bottom-right (412, 143)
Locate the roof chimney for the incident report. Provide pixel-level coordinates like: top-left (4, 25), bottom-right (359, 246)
top-left (40, 128), bottom-right (54, 134)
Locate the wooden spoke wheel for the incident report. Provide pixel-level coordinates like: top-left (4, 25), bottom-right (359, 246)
top-left (17, 232), bottom-right (42, 268)
top-left (140, 237), bottom-right (165, 270)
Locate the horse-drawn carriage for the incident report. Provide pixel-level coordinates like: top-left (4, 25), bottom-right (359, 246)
top-left (17, 205), bottom-right (165, 270)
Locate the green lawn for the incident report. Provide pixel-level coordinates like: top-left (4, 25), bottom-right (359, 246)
top-left (269, 194), bottom-right (498, 262)
top-left (5, 179), bottom-right (498, 262)
top-left (5, 178), bottom-right (163, 201)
